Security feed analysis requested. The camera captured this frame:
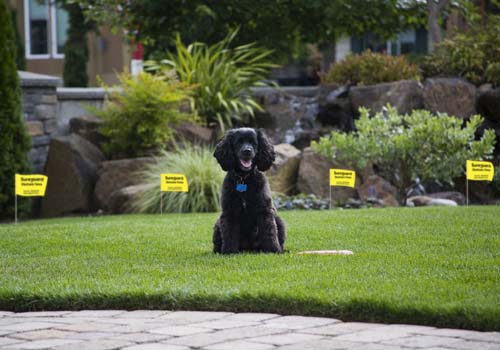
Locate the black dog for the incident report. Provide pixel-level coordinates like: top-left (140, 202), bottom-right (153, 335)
top-left (212, 128), bottom-right (286, 254)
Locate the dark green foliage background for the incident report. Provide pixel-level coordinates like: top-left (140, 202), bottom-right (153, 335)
top-left (0, 0), bottom-right (31, 219)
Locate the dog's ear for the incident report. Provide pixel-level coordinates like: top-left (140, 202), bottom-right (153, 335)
top-left (255, 129), bottom-right (275, 171)
top-left (214, 130), bottom-right (235, 171)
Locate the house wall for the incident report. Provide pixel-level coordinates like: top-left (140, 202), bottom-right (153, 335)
top-left (10, 0), bottom-right (130, 86)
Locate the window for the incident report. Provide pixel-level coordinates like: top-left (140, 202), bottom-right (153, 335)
top-left (351, 29), bottom-right (428, 56)
top-left (24, 0), bottom-right (69, 59)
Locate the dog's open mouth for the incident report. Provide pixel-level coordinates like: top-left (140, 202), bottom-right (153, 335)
top-left (240, 159), bottom-right (253, 170)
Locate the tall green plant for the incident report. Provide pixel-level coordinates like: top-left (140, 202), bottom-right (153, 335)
top-left (94, 72), bottom-right (193, 159)
top-left (146, 30), bottom-right (276, 131)
top-left (130, 145), bottom-right (224, 213)
top-left (312, 105), bottom-right (496, 203)
top-left (0, 0), bottom-right (31, 218)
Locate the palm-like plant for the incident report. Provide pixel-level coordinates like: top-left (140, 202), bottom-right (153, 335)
top-left (146, 30), bottom-right (276, 131)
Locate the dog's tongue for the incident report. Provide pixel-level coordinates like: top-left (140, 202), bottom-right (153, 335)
top-left (240, 159), bottom-right (252, 168)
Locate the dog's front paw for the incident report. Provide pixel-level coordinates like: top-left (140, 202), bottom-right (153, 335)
top-left (259, 240), bottom-right (282, 254)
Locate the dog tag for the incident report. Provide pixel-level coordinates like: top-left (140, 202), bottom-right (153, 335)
top-left (236, 184), bottom-right (247, 192)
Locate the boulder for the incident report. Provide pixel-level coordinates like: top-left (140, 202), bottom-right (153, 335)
top-left (477, 87), bottom-right (500, 123)
top-left (297, 147), bottom-right (358, 203)
top-left (266, 143), bottom-right (301, 195)
top-left (406, 196), bottom-right (457, 207)
top-left (175, 122), bottom-right (214, 143)
top-left (69, 115), bottom-right (105, 148)
top-left (350, 80), bottom-right (424, 115)
top-left (41, 134), bottom-right (105, 217)
top-left (357, 175), bottom-right (399, 207)
top-left (427, 191), bottom-right (465, 205)
top-left (93, 157), bottom-right (154, 212)
top-left (317, 84), bottom-right (354, 131)
top-left (108, 183), bottom-right (155, 214)
top-left (423, 78), bottom-right (476, 119)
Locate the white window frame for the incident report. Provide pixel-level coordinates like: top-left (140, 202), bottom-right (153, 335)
top-left (24, 0), bottom-right (66, 59)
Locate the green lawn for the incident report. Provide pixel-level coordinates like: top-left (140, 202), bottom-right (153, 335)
top-left (1, 207), bottom-right (499, 331)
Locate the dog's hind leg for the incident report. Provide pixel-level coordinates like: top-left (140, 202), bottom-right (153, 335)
top-left (213, 218), bottom-right (222, 254)
top-left (275, 215), bottom-right (286, 250)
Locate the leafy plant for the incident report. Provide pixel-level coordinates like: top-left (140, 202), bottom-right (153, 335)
top-left (130, 145), bottom-right (225, 213)
top-left (321, 50), bottom-right (420, 86)
top-left (0, 0), bottom-right (31, 218)
top-left (311, 105), bottom-right (496, 203)
top-left (94, 71), bottom-right (193, 159)
top-left (422, 14), bottom-right (500, 86)
top-left (146, 30), bottom-right (276, 131)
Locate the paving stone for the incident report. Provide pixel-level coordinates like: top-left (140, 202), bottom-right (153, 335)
top-left (349, 344), bottom-right (406, 350)
top-left (54, 322), bottom-right (118, 332)
top-left (123, 344), bottom-right (189, 350)
top-left (107, 323), bottom-right (169, 333)
top-left (150, 325), bottom-right (212, 336)
top-left (447, 331), bottom-right (500, 343)
top-left (116, 311), bottom-right (170, 319)
top-left (204, 339), bottom-right (275, 350)
top-left (383, 324), bottom-right (437, 334)
top-left (159, 311), bottom-right (233, 324)
top-left (51, 339), bottom-right (133, 350)
top-left (221, 313), bottom-right (280, 323)
top-left (382, 334), bottom-right (460, 348)
top-left (0, 322), bottom-right (57, 332)
top-left (2, 338), bottom-right (82, 349)
top-left (334, 327), bottom-right (412, 343)
top-left (248, 332), bottom-right (325, 345)
top-left (66, 311), bottom-right (127, 318)
top-left (0, 312), bottom-right (14, 318)
top-left (0, 338), bottom-right (22, 347)
top-left (108, 332), bottom-right (170, 344)
top-left (164, 330), bottom-right (250, 348)
top-left (263, 316), bottom-right (338, 330)
top-left (65, 332), bottom-right (116, 340)
top-left (192, 320), bottom-right (261, 330)
top-left (445, 339), bottom-right (500, 350)
top-left (11, 312), bottom-right (71, 318)
top-left (209, 325), bottom-right (285, 340)
top-left (10, 329), bottom-right (77, 340)
top-left (277, 338), bottom-right (362, 350)
top-left (298, 322), bottom-right (386, 336)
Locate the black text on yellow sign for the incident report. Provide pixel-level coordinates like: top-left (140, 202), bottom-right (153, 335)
top-left (161, 173), bottom-right (188, 192)
top-left (330, 168), bottom-right (356, 188)
top-left (466, 160), bottom-right (494, 181)
top-left (15, 174), bottom-right (48, 196)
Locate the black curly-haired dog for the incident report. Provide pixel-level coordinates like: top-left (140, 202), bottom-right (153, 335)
top-left (212, 128), bottom-right (286, 254)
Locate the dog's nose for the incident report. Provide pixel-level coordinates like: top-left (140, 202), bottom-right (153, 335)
top-left (243, 147), bottom-right (252, 156)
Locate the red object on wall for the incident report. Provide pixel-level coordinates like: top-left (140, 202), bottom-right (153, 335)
top-left (131, 42), bottom-right (143, 60)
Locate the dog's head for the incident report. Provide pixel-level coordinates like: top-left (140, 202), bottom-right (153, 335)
top-left (214, 128), bottom-right (276, 172)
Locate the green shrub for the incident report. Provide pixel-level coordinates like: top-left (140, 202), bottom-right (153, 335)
top-left (130, 145), bottom-right (224, 213)
top-left (321, 50), bottom-right (420, 86)
top-left (0, 0), bottom-right (31, 219)
top-left (422, 14), bottom-right (500, 86)
top-left (311, 105), bottom-right (496, 203)
top-left (95, 72), bottom-right (193, 159)
top-left (146, 30), bottom-right (276, 131)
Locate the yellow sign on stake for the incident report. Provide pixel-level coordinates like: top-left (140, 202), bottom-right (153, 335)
top-left (466, 160), bottom-right (494, 181)
top-left (15, 174), bottom-right (48, 197)
top-left (160, 173), bottom-right (188, 192)
top-left (330, 169), bottom-right (356, 188)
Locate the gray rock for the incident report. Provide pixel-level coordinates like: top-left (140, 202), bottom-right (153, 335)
top-left (297, 148), bottom-right (358, 202)
top-left (477, 87), bottom-right (500, 122)
top-left (41, 134), bottom-right (105, 217)
top-left (317, 84), bottom-right (354, 131)
top-left (406, 196), bottom-right (457, 207)
top-left (427, 191), bottom-right (465, 205)
top-left (350, 79), bottom-right (424, 115)
top-left (423, 78), bottom-right (476, 119)
top-left (25, 121), bottom-right (44, 136)
top-left (175, 122), bottom-right (214, 143)
top-left (69, 115), bottom-right (105, 147)
top-left (108, 183), bottom-right (155, 214)
top-left (357, 175), bottom-right (399, 207)
top-left (266, 143), bottom-right (301, 195)
top-left (93, 157), bottom-right (154, 212)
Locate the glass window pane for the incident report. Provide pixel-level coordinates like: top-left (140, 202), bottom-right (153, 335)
top-left (29, 0), bottom-right (49, 55)
top-left (56, 4), bottom-right (69, 54)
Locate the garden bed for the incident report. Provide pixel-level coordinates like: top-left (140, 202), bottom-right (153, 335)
top-left (1, 207), bottom-right (499, 331)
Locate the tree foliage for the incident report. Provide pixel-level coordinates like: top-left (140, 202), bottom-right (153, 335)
top-left (70, 0), bottom-right (426, 62)
top-left (312, 105), bottom-right (496, 203)
top-left (0, 0), bottom-right (31, 218)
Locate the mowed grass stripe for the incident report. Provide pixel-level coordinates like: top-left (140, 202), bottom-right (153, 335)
top-left (0, 207), bottom-right (499, 330)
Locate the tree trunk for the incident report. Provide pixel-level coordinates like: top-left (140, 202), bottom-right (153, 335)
top-left (427, 0), bottom-right (450, 52)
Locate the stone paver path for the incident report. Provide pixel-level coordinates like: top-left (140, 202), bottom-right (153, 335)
top-left (0, 311), bottom-right (498, 349)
